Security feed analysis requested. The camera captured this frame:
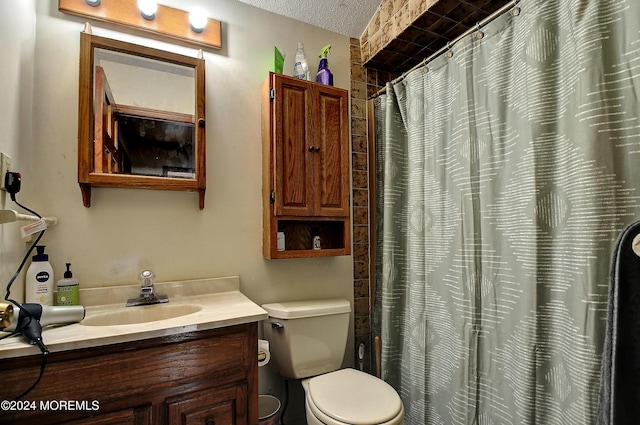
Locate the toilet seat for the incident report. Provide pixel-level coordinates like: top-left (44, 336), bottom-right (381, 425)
top-left (306, 368), bottom-right (404, 425)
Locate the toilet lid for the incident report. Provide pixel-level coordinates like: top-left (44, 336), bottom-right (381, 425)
top-left (308, 369), bottom-right (403, 425)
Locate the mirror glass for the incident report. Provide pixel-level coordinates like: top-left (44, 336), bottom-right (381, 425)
top-left (78, 32), bottom-right (206, 209)
top-left (93, 49), bottom-right (196, 178)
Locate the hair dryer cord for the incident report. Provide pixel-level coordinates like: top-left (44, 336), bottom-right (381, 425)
top-left (18, 316), bottom-right (49, 356)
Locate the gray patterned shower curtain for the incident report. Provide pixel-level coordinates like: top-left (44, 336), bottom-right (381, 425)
top-left (372, 0), bottom-right (640, 423)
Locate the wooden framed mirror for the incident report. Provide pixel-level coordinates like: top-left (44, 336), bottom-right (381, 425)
top-left (78, 31), bottom-right (206, 209)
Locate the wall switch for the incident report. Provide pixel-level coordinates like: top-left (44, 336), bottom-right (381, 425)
top-left (0, 152), bottom-right (11, 191)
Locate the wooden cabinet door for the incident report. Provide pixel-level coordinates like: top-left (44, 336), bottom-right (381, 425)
top-left (165, 384), bottom-right (247, 425)
top-left (67, 405), bottom-right (152, 425)
top-left (273, 75), bottom-right (314, 217)
top-left (313, 84), bottom-right (350, 217)
top-left (272, 74), bottom-right (349, 217)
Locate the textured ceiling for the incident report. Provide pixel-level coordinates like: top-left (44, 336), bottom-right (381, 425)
top-left (234, 0), bottom-right (381, 39)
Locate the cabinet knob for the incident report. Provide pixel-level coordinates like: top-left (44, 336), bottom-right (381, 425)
top-left (314, 146), bottom-right (321, 152)
top-left (308, 145), bottom-right (315, 151)
top-left (205, 420), bottom-right (215, 425)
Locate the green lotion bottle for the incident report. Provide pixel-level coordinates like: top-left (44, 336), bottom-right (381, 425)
top-left (56, 263), bottom-right (79, 306)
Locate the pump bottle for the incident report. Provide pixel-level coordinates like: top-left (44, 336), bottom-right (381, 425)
top-left (56, 263), bottom-right (80, 306)
top-left (315, 44), bottom-right (334, 86)
top-left (25, 245), bottom-right (54, 305)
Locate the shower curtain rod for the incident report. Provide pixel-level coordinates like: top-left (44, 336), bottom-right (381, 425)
top-left (370, 0), bottom-right (520, 99)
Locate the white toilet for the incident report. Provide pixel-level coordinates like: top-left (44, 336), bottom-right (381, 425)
top-left (262, 298), bottom-right (404, 425)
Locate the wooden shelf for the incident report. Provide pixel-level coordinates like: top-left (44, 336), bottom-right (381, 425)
top-left (267, 218), bottom-right (350, 259)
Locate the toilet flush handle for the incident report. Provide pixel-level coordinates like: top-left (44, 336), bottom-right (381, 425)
top-left (271, 321), bottom-right (284, 329)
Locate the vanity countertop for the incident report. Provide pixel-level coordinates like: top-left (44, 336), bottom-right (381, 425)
top-left (0, 276), bottom-right (268, 360)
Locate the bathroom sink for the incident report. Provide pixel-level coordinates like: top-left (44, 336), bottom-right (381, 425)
top-left (81, 304), bottom-right (202, 326)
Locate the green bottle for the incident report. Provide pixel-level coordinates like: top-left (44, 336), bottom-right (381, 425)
top-left (56, 263), bottom-right (79, 306)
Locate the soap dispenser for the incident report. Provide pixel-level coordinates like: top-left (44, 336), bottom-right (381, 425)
top-left (25, 245), bottom-right (54, 305)
top-left (56, 263), bottom-right (79, 306)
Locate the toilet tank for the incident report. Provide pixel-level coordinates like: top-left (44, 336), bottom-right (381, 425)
top-left (262, 299), bottom-right (351, 379)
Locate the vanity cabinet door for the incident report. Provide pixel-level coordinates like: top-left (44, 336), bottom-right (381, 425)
top-left (67, 405), bottom-right (152, 425)
top-left (0, 324), bottom-right (257, 425)
top-left (165, 383), bottom-right (247, 425)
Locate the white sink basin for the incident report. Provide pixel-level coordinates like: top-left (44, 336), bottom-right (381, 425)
top-left (0, 276), bottom-right (269, 360)
top-left (81, 304), bottom-right (202, 326)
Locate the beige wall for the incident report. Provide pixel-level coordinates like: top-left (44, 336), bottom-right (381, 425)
top-left (0, 0), bottom-right (37, 304)
top-left (1, 0), bottom-right (353, 421)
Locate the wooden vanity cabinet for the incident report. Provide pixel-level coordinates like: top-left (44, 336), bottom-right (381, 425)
top-left (0, 323), bottom-right (258, 425)
top-left (261, 72), bottom-right (351, 259)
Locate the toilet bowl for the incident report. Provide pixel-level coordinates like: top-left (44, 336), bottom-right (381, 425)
top-left (261, 299), bottom-right (404, 425)
top-left (302, 369), bottom-right (404, 425)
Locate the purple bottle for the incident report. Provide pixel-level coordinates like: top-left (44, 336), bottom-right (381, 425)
top-left (315, 44), bottom-right (333, 86)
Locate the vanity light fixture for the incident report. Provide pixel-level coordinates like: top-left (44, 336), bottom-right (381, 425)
top-left (138, 0), bottom-right (157, 20)
top-left (59, 0), bottom-right (222, 50)
top-left (189, 7), bottom-right (208, 33)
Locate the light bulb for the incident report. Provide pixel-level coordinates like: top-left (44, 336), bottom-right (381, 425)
top-left (138, 0), bottom-right (158, 20)
top-left (189, 7), bottom-right (208, 33)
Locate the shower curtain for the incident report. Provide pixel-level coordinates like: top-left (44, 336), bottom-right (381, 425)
top-left (372, 0), bottom-right (640, 423)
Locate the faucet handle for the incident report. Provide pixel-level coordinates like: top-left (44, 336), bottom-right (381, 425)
top-left (127, 270), bottom-right (168, 306)
top-left (139, 270), bottom-right (156, 288)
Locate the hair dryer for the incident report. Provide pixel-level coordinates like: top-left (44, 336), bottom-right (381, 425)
top-left (0, 302), bottom-right (85, 354)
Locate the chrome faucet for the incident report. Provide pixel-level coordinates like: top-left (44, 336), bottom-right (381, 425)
top-left (126, 270), bottom-right (169, 307)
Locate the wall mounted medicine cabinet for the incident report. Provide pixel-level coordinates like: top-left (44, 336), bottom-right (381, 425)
top-left (78, 31), bottom-right (206, 209)
top-left (261, 73), bottom-right (351, 259)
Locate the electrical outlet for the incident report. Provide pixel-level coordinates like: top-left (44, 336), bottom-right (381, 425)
top-left (0, 152), bottom-right (11, 191)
